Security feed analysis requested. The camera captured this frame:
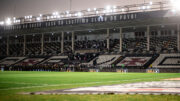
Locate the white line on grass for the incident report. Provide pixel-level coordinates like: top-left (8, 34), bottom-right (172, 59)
top-left (0, 77), bottom-right (169, 91)
top-left (0, 82), bottom-right (40, 85)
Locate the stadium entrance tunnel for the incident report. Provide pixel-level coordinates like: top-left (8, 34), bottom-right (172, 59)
top-left (25, 80), bottom-right (180, 95)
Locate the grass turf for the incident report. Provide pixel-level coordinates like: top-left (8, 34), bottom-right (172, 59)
top-left (0, 71), bottom-right (180, 101)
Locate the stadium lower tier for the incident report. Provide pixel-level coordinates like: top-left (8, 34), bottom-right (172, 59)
top-left (0, 36), bottom-right (178, 56)
top-left (0, 53), bottom-right (180, 72)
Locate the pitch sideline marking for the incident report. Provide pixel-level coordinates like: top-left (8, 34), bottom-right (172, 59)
top-left (0, 77), bottom-right (172, 91)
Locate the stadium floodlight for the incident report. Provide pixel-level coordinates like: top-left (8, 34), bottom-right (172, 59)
top-left (0, 21), bottom-right (4, 25)
top-left (142, 6), bottom-right (146, 10)
top-left (51, 16), bottom-right (54, 19)
top-left (113, 6), bottom-right (117, 9)
top-left (121, 8), bottom-right (125, 12)
top-left (147, 6), bottom-right (151, 9)
top-left (15, 20), bottom-right (20, 23)
top-left (106, 5), bottom-right (111, 10)
top-left (57, 15), bottom-right (61, 18)
top-left (170, 0), bottom-right (180, 10)
top-left (66, 11), bottom-right (70, 14)
top-left (96, 11), bottom-right (99, 14)
top-left (77, 12), bottom-right (82, 17)
top-left (171, 9), bottom-right (176, 13)
top-left (94, 8), bottom-right (97, 11)
top-left (113, 9), bottom-right (117, 12)
top-left (149, 1), bottom-right (153, 5)
top-left (36, 17), bottom-right (41, 21)
top-left (87, 8), bottom-right (91, 12)
top-left (40, 14), bottom-right (42, 17)
top-left (5, 18), bottom-right (12, 25)
top-left (75, 13), bottom-right (77, 16)
top-left (53, 12), bottom-right (59, 16)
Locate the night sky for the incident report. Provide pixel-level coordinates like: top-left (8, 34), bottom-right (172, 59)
top-left (0, 0), bottom-right (164, 20)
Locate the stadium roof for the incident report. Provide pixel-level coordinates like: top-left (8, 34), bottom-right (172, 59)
top-left (0, 0), bottom-right (164, 20)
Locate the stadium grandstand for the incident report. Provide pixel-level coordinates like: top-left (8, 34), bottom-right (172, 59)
top-left (0, 0), bottom-right (180, 73)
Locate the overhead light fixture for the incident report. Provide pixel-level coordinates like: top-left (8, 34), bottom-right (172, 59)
top-left (66, 11), bottom-right (70, 14)
top-left (94, 8), bottom-right (97, 11)
top-left (96, 11), bottom-right (99, 14)
top-left (106, 5), bottom-right (111, 10)
top-left (5, 18), bottom-right (12, 25)
top-left (47, 16), bottom-right (50, 19)
top-left (0, 21), bottom-right (4, 25)
top-left (36, 17), bottom-right (41, 21)
top-left (113, 6), bottom-right (117, 9)
top-left (171, 0), bottom-right (180, 11)
top-left (77, 12), bottom-right (82, 17)
top-left (149, 1), bottom-right (153, 5)
top-left (52, 12), bottom-right (59, 16)
top-left (87, 8), bottom-right (91, 12)
top-left (121, 8), bottom-right (125, 12)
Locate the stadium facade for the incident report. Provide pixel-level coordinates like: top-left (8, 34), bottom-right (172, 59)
top-left (0, 0), bottom-right (180, 73)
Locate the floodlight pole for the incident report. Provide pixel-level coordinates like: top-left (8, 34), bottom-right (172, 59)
top-left (61, 32), bottom-right (64, 53)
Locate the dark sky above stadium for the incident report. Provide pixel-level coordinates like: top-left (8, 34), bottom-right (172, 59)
top-left (0, 0), bottom-right (163, 20)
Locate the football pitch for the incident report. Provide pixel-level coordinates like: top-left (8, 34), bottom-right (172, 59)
top-left (0, 71), bottom-right (180, 101)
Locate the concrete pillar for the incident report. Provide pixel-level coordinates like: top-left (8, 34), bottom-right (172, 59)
top-left (61, 32), bottom-right (64, 53)
top-left (147, 26), bottom-right (150, 51)
top-left (49, 36), bottom-right (51, 42)
top-left (6, 36), bottom-right (9, 56)
top-left (119, 27), bottom-right (123, 52)
top-left (58, 36), bottom-right (60, 42)
top-left (41, 34), bottom-right (44, 54)
top-left (107, 28), bottom-right (110, 50)
top-left (177, 24), bottom-right (180, 52)
top-left (72, 31), bottom-right (75, 52)
top-left (23, 35), bottom-right (26, 56)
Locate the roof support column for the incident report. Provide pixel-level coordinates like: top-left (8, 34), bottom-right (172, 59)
top-left (107, 28), bottom-right (110, 51)
top-left (177, 24), bottom-right (180, 52)
top-left (72, 31), bottom-right (75, 53)
top-left (41, 34), bottom-right (44, 55)
top-left (6, 36), bottom-right (9, 56)
top-left (23, 35), bottom-right (26, 56)
top-left (147, 25), bottom-right (150, 51)
top-left (61, 32), bottom-right (64, 53)
top-left (119, 27), bottom-right (123, 52)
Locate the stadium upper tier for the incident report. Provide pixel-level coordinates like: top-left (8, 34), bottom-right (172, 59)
top-left (0, 1), bottom-right (171, 26)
